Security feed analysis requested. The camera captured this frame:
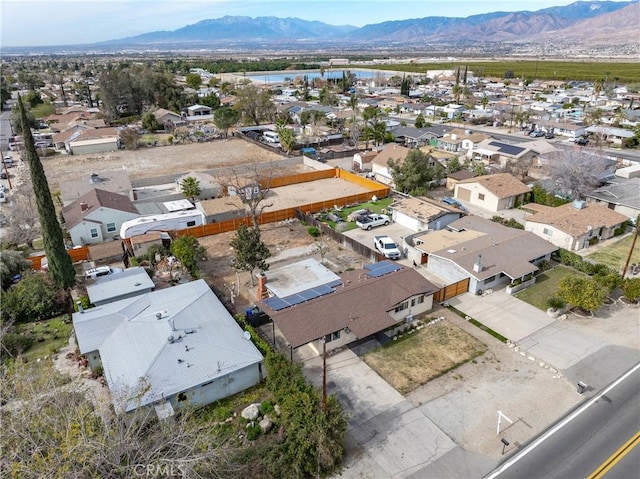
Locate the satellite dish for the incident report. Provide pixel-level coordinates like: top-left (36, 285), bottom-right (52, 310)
top-left (243, 331), bottom-right (251, 341)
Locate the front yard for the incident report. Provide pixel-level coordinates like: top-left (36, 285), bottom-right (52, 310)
top-left (586, 234), bottom-right (640, 272)
top-left (363, 320), bottom-right (487, 394)
top-left (514, 265), bottom-right (583, 311)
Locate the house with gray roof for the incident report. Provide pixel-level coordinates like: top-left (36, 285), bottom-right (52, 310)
top-left (86, 267), bottom-right (155, 306)
top-left (257, 258), bottom-right (438, 353)
top-left (73, 279), bottom-right (265, 418)
top-left (585, 177), bottom-right (640, 222)
top-left (60, 170), bottom-right (133, 205)
top-left (414, 216), bottom-right (557, 294)
top-left (62, 188), bottom-right (139, 246)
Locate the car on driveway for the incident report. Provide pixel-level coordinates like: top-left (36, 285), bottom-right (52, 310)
top-left (574, 137), bottom-right (589, 145)
top-left (374, 235), bottom-right (402, 259)
top-left (356, 213), bottom-right (390, 230)
top-left (441, 196), bottom-right (468, 212)
top-left (529, 130), bottom-right (545, 138)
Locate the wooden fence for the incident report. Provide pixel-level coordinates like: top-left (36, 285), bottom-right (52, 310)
top-left (29, 246), bottom-right (91, 270)
top-left (433, 278), bottom-right (470, 303)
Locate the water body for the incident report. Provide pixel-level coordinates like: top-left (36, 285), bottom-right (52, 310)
top-left (244, 69), bottom-right (393, 84)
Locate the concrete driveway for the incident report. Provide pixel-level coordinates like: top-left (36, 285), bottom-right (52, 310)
top-left (447, 289), bottom-right (555, 342)
top-left (303, 348), bottom-right (458, 478)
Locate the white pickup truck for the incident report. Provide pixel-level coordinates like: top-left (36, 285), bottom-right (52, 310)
top-left (374, 235), bottom-right (402, 260)
top-left (356, 213), bottom-right (390, 230)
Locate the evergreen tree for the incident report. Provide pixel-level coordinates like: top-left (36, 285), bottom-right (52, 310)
top-left (230, 224), bottom-right (271, 286)
top-left (18, 96), bottom-right (75, 289)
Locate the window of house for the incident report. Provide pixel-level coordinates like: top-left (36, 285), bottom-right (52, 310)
top-left (543, 228), bottom-right (552, 236)
top-left (394, 301), bottom-right (409, 313)
top-left (325, 330), bottom-right (341, 342)
top-left (106, 222), bottom-right (116, 232)
top-left (485, 275), bottom-right (496, 283)
top-left (416, 295), bottom-right (424, 304)
top-left (90, 228), bottom-right (98, 238)
top-left (478, 193), bottom-right (485, 201)
top-left (411, 298), bottom-right (416, 307)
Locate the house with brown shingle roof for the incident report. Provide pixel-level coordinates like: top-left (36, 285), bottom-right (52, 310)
top-left (454, 173), bottom-right (531, 212)
top-left (371, 143), bottom-right (412, 186)
top-left (62, 188), bottom-right (139, 246)
top-left (524, 200), bottom-right (628, 251)
top-left (256, 258), bottom-right (438, 353)
top-left (414, 216), bottom-right (557, 294)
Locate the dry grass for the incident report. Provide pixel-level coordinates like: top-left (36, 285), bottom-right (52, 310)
top-left (364, 321), bottom-right (487, 395)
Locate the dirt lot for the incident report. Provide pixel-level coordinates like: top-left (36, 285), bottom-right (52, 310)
top-left (197, 220), bottom-right (364, 314)
top-left (364, 320), bottom-right (488, 394)
top-left (41, 138), bottom-right (288, 189)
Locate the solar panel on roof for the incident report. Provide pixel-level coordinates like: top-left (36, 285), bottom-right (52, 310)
top-left (327, 280), bottom-right (342, 288)
top-left (298, 290), bottom-right (319, 301)
top-left (312, 284), bottom-right (333, 295)
top-left (488, 141), bottom-right (525, 156)
top-left (284, 295), bottom-right (306, 306)
top-left (368, 263), bottom-right (402, 278)
top-left (264, 297), bottom-right (289, 311)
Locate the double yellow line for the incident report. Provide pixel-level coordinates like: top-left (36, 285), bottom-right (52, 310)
top-left (587, 431), bottom-right (640, 479)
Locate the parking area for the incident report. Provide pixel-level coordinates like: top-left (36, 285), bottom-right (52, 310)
top-left (343, 221), bottom-right (413, 256)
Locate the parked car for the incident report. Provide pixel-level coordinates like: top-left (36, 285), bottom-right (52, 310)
top-left (84, 266), bottom-right (113, 279)
top-left (356, 213), bottom-right (390, 230)
top-left (441, 196), bottom-right (468, 212)
top-left (529, 130), bottom-right (545, 138)
top-left (544, 131), bottom-right (555, 139)
top-left (574, 137), bottom-right (589, 145)
top-left (374, 235), bottom-right (402, 260)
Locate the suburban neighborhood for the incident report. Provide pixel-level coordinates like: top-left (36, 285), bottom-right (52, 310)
top-left (1, 2), bottom-right (640, 477)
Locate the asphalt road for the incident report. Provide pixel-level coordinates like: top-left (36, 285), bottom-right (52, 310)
top-left (486, 364), bottom-right (640, 479)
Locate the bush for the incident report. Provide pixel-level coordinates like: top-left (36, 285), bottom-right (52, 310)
top-left (546, 296), bottom-right (566, 310)
top-left (1, 273), bottom-right (69, 323)
top-left (307, 226), bottom-right (320, 237)
top-left (246, 423), bottom-right (261, 441)
top-left (73, 296), bottom-right (91, 312)
top-left (621, 277), bottom-right (640, 302)
top-left (1, 333), bottom-right (34, 358)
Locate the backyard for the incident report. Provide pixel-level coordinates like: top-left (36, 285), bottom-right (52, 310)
top-left (586, 234), bottom-right (640, 272)
top-left (514, 265), bottom-right (583, 311)
top-left (14, 315), bottom-right (74, 362)
top-left (320, 197), bottom-right (394, 232)
top-left (363, 320), bottom-right (487, 394)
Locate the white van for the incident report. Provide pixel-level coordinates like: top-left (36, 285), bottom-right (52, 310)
top-left (262, 131), bottom-right (280, 144)
top-left (84, 266), bottom-right (112, 279)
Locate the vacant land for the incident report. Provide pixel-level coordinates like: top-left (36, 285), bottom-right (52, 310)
top-left (586, 234), bottom-right (640, 272)
top-left (514, 265), bottom-right (582, 310)
top-left (40, 138), bottom-right (288, 190)
top-left (364, 321), bottom-right (487, 394)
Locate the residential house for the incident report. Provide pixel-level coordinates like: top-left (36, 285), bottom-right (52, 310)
top-left (446, 170), bottom-right (476, 190)
top-left (257, 259), bottom-right (438, 353)
top-left (185, 104), bottom-right (213, 122)
top-left (60, 170), bottom-right (134, 206)
top-left (370, 143), bottom-right (411, 186)
top-left (585, 177), bottom-right (640, 222)
top-left (352, 150), bottom-right (378, 172)
top-left (538, 121), bottom-right (586, 140)
top-left (390, 126), bottom-right (436, 147)
top-left (471, 139), bottom-right (536, 168)
top-left (68, 127), bottom-right (120, 155)
top-left (196, 196), bottom-right (247, 224)
top-left (62, 189), bottom-right (139, 245)
top-left (153, 108), bottom-right (186, 128)
top-left (129, 231), bottom-right (169, 258)
top-left (438, 128), bottom-right (490, 157)
top-left (454, 173), bottom-right (531, 212)
top-left (414, 216), bottom-right (557, 294)
top-left (524, 200), bottom-right (629, 251)
top-left (585, 126), bottom-right (635, 145)
top-left (86, 267), bottom-right (155, 306)
top-left (73, 279), bottom-right (265, 418)
top-left (391, 196), bottom-right (465, 232)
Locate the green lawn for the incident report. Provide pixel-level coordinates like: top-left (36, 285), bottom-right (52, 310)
top-left (324, 197), bottom-right (394, 231)
top-left (15, 315), bottom-right (74, 361)
top-left (514, 265), bottom-right (583, 311)
top-left (586, 235), bottom-right (640, 273)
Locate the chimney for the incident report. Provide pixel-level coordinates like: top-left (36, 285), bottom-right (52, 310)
top-left (80, 202), bottom-right (88, 212)
top-left (257, 273), bottom-right (268, 300)
top-left (473, 254), bottom-right (482, 273)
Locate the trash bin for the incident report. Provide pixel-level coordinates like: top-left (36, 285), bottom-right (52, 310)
top-left (577, 381), bottom-right (586, 394)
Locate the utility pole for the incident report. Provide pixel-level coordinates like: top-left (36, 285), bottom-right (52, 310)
top-left (621, 215), bottom-right (640, 278)
top-left (322, 338), bottom-right (327, 413)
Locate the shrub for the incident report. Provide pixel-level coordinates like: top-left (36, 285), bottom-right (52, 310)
top-left (73, 296), bottom-right (91, 312)
top-left (246, 423), bottom-right (261, 441)
top-left (546, 296), bottom-right (566, 310)
top-left (1, 273), bottom-right (69, 323)
top-left (596, 272), bottom-right (622, 292)
top-left (307, 226), bottom-right (320, 237)
top-left (1, 333), bottom-right (34, 358)
top-left (621, 277), bottom-right (640, 302)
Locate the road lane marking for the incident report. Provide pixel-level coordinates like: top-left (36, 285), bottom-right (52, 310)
top-left (484, 362), bottom-right (640, 479)
top-left (586, 431), bottom-right (640, 479)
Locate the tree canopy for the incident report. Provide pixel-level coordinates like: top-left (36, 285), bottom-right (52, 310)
top-left (557, 275), bottom-right (608, 313)
top-left (230, 224), bottom-right (271, 285)
top-left (213, 107), bottom-right (239, 138)
top-left (233, 84), bottom-right (275, 125)
top-left (388, 149), bottom-right (443, 195)
top-left (180, 176), bottom-right (201, 202)
top-left (170, 236), bottom-right (206, 278)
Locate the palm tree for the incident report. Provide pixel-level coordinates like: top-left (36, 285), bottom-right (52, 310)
top-left (180, 176), bottom-right (201, 202)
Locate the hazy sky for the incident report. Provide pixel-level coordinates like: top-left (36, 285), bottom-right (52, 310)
top-left (0, 0), bottom-right (627, 47)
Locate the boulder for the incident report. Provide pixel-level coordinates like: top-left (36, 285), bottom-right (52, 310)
top-left (259, 418), bottom-right (274, 433)
top-left (274, 404), bottom-right (281, 417)
top-left (241, 403), bottom-right (260, 421)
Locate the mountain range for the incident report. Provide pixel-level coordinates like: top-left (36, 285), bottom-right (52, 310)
top-left (99, 1), bottom-right (638, 48)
